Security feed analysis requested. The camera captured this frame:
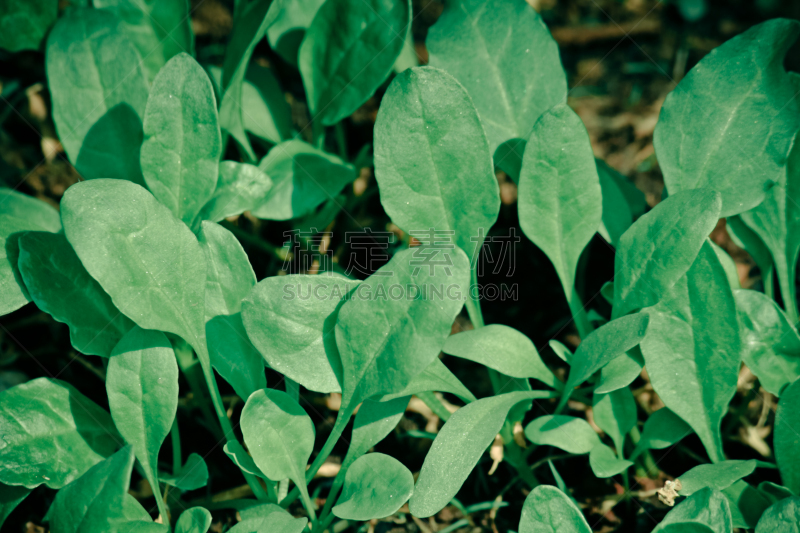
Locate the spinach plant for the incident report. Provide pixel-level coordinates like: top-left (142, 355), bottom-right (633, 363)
top-left (1, 0), bottom-right (800, 532)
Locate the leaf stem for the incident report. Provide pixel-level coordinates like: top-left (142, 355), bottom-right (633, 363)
top-left (566, 285), bottom-right (593, 339)
top-left (192, 340), bottom-right (270, 501)
top-left (170, 418), bottom-right (181, 476)
top-left (417, 391), bottom-right (451, 421)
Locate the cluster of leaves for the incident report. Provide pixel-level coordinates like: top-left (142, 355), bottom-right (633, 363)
top-left (1, 0), bottom-right (800, 532)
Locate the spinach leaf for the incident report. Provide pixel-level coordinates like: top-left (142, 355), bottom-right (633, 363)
top-left (755, 497), bottom-right (800, 533)
top-left (612, 189), bottom-right (722, 319)
top-left (519, 485), bottom-right (590, 533)
top-left (379, 358), bottom-right (475, 403)
top-left (46, 8), bottom-right (149, 186)
top-left (266, 0), bottom-right (325, 65)
top-left (0, 483), bottom-right (31, 529)
top-left (243, 274), bottom-right (360, 393)
top-left (630, 407), bottom-right (693, 460)
top-left (654, 19), bottom-right (800, 216)
top-left (332, 453), bottom-right (414, 520)
top-left (299, 0), bottom-right (410, 126)
top-left (94, 0), bottom-right (194, 83)
top-left (518, 103), bottom-right (602, 301)
top-left (678, 461), bottom-right (757, 496)
top-left (593, 388), bottom-right (637, 457)
top-left (653, 488), bottom-right (733, 533)
top-left (0, 378), bottom-right (120, 489)
top-left (443, 324), bottom-right (559, 389)
top-left (0, 188), bottom-right (62, 316)
top-left (141, 53), bottom-right (221, 226)
top-left (197, 162), bottom-right (273, 224)
top-left (106, 327), bottom-right (178, 520)
top-left (427, 0), bottom-right (566, 153)
top-left (641, 242), bottom-right (740, 462)
top-left (18, 232), bottom-right (134, 357)
top-left (175, 507), bottom-right (212, 533)
top-left (374, 66), bottom-right (500, 263)
top-left (0, 0), bottom-right (57, 52)
top-left (160, 453), bottom-right (208, 491)
top-left (525, 415), bottom-right (599, 454)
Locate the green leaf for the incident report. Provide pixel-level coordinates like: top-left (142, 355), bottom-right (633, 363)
top-left (524, 415), bottom-right (599, 454)
top-left (227, 504), bottom-right (308, 533)
top-left (373, 66), bottom-right (500, 263)
top-left (0, 0), bottom-right (57, 51)
top-left (241, 389), bottom-right (315, 510)
top-left (757, 481), bottom-right (794, 504)
top-left (251, 140), bottom-right (356, 221)
top-left (518, 485), bottom-right (591, 533)
top-left (175, 507), bottom-right (212, 533)
top-left (739, 140), bottom-right (800, 322)
top-left (46, 8), bottom-right (149, 185)
top-left (597, 159), bottom-right (647, 219)
top-left (592, 388), bottom-right (637, 456)
top-left (443, 325), bottom-right (559, 389)
top-left (723, 480), bottom-right (772, 529)
top-left (141, 53), bottom-right (221, 226)
top-left (776, 377), bottom-right (800, 494)
top-left (18, 232), bottom-right (135, 357)
top-left (588, 443), bottom-right (634, 478)
top-left (0, 189), bottom-right (62, 316)
top-left (219, 0), bottom-right (279, 161)
top-left (107, 327), bottom-right (178, 515)
top-left (641, 242), bottom-right (741, 462)
top-left (0, 378), bottom-right (120, 489)
top-left (409, 390), bottom-right (557, 518)
top-left (197, 162), bottom-right (273, 224)
top-left (709, 241), bottom-right (739, 290)
top-left (199, 221), bottom-right (266, 400)
top-left (223, 440), bottom-right (266, 480)
top-left (727, 216), bottom-right (774, 289)
top-left (116, 523), bottom-right (168, 533)
top-left (736, 289), bottom-right (800, 396)
top-left (558, 313), bottom-right (649, 411)
top-left (94, 0), bottom-right (194, 83)
top-left (630, 407), bottom-right (692, 460)
top-left (518, 103), bottom-right (602, 298)
top-left (298, 0), bottom-right (410, 126)
top-left (612, 189), bottom-right (722, 319)
top-left (654, 19), bottom-right (800, 217)
top-left (343, 397), bottom-right (409, 469)
top-left (380, 358), bottom-right (476, 403)
top-left (658, 524), bottom-right (716, 533)
top-left (678, 460), bottom-right (757, 496)
top-left (427, 0), bottom-right (566, 153)
top-left (241, 64), bottom-right (293, 144)
top-left (598, 160), bottom-right (634, 247)
top-left (0, 482), bottom-right (31, 529)
top-left (755, 497), bottom-right (800, 533)
top-left (61, 180), bottom-right (206, 350)
top-left (335, 246), bottom-right (470, 411)
top-left (266, 0), bottom-right (325, 65)
top-left (333, 453), bottom-right (414, 520)
top-left (160, 453), bottom-right (208, 491)
top-left (47, 446), bottom-right (136, 533)
top-left (653, 488), bottom-right (733, 533)
top-left (596, 347), bottom-right (644, 394)
top-left (243, 274), bottom-right (360, 393)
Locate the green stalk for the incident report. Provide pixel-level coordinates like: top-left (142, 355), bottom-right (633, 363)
top-left (417, 391), bottom-right (451, 421)
top-left (192, 340), bottom-right (270, 501)
top-left (566, 285), bottom-right (593, 339)
top-left (170, 418), bottom-right (181, 476)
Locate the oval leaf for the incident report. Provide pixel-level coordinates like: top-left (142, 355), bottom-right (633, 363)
top-left (0, 378), bottom-right (120, 489)
top-left (141, 53), bottom-right (221, 226)
top-left (678, 460), bottom-right (757, 497)
top-left (519, 485), bottom-right (591, 533)
top-left (518, 103), bottom-right (602, 296)
top-left (175, 507), bottom-right (212, 533)
top-left (653, 487), bottom-right (733, 533)
top-left (776, 377), bottom-right (800, 494)
top-left (373, 66), bottom-right (500, 263)
top-left (18, 232), bottom-right (135, 357)
top-left (333, 453), bottom-right (414, 520)
top-left (427, 0), bottom-right (566, 153)
top-left (443, 324), bottom-right (559, 388)
top-left (298, 0), bottom-right (410, 126)
top-left (244, 274), bottom-right (359, 393)
top-left (107, 327), bottom-right (178, 503)
top-left (653, 19), bottom-right (800, 216)
top-left (524, 415), bottom-right (599, 455)
top-left (198, 161), bottom-right (273, 223)
top-left (755, 497), bottom-right (800, 533)
top-left (631, 407), bottom-right (693, 459)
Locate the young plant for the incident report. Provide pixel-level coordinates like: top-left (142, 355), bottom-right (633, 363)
top-left (1, 0), bottom-right (799, 532)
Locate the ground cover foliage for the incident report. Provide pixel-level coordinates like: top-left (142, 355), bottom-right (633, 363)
top-left (1, 0), bottom-right (800, 531)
